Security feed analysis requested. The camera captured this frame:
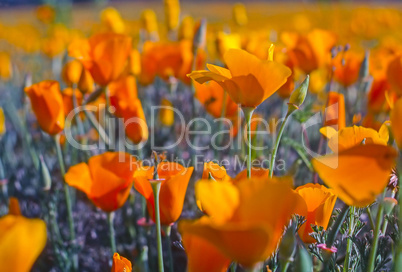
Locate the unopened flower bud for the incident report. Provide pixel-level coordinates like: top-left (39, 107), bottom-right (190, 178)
top-left (294, 246), bottom-right (313, 272)
top-left (383, 197), bottom-right (397, 216)
top-left (39, 155), bottom-right (52, 191)
top-left (287, 75), bottom-right (309, 116)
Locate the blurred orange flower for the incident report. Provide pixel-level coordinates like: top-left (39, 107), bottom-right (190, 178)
top-left (25, 80), bottom-right (65, 135)
top-left (0, 52), bottom-right (12, 81)
top-left (320, 125), bottom-right (389, 153)
top-left (323, 91), bottom-right (345, 131)
top-left (194, 81), bottom-right (238, 119)
top-left (181, 233), bottom-right (231, 272)
top-left (0, 198), bottom-right (47, 272)
top-left (202, 162), bottom-right (230, 181)
top-left (281, 29), bottom-right (336, 73)
top-left (134, 162), bottom-right (194, 225)
top-left (333, 51), bottom-right (363, 87)
top-left (111, 253), bottom-right (132, 272)
top-left (109, 75), bottom-right (138, 117)
top-left (179, 178), bottom-right (306, 268)
top-left (159, 98), bottom-right (175, 127)
top-left (188, 48), bottom-right (291, 109)
top-left (65, 152), bottom-right (137, 212)
top-left (62, 60), bottom-right (83, 87)
top-left (295, 184), bottom-right (337, 243)
top-left (312, 144), bottom-right (396, 207)
top-left (386, 55), bottom-right (402, 96)
top-left (119, 99), bottom-right (148, 144)
top-left (69, 33), bottom-right (132, 86)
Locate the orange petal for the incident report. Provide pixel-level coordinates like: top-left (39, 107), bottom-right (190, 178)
top-left (312, 144), bottom-right (397, 207)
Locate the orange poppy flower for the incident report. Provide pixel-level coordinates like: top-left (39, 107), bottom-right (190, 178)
top-left (62, 88), bottom-right (83, 116)
top-left (108, 75), bottom-right (138, 117)
top-left (231, 167), bottom-right (270, 182)
top-left (179, 178), bottom-right (307, 268)
top-left (391, 97), bottom-right (402, 149)
top-left (78, 69), bottom-right (95, 94)
top-left (320, 124), bottom-right (389, 153)
top-left (100, 7), bottom-right (125, 34)
top-left (312, 144), bottom-right (397, 207)
top-left (65, 152), bottom-right (137, 212)
top-left (181, 233), bottom-right (231, 272)
top-left (0, 198), bottom-right (47, 272)
top-left (281, 29), bottom-right (336, 74)
top-left (25, 80), bottom-right (65, 135)
top-left (194, 81), bottom-right (238, 119)
top-left (323, 91), bottom-right (345, 131)
top-left (134, 162), bottom-right (194, 225)
top-left (188, 48), bottom-right (291, 109)
top-left (62, 60), bottom-right (83, 87)
top-left (295, 184), bottom-right (337, 243)
top-left (333, 51), bottom-right (363, 87)
top-left (367, 76), bottom-right (391, 113)
top-left (119, 99), bottom-right (148, 145)
top-left (386, 55), bottom-right (402, 96)
top-left (202, 162), bottom-right (230, 181)
top-left (159, 98), bottom-right (175, 127)
top-left (69, 33), bottom-right (132, 86)
top-left (139, 40), bottom-right (205, 85)
top-left (36, 5), bottom-right (55, 24)
top-left (0, 52), bottom-right (12, 81)
top-left (111, 253), bottom-right (132, 272)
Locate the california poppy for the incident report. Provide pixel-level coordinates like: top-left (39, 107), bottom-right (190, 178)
top-left (100, 7), bottom-right (125, 34)
top-left (312, 144), bottom-right (396, 207)
top-left (119, 99), bottom-right (148, 145)
top-left (281, 29), bottom-right (336, 74)
top-left (0, 107), bottom-right (5, 136)
top-left (0, 52), bottom-right (12, 81)
top-left (179, 178), bottom-right (307, 268)
top-left (386, 55), bottom-right (402, 96)
top-left (181, 232), bottom-right (231, 272)
top-left (69, 33), bottom-right (132, 86)
top-left (323, 91), bottom-right (346, 131)
top-left (320, 124), bottom-right (389, 153)
top-left (159, 98), bottom-right (175, 127)
top-left (62, 60), bottom-right (83, 87)
top-left (202, 162), bottom-right (230, 181)
top-left (295, 184), bottom-right (337, 243)
top-left (194, 80), bottom-right (238, 119)
top-left (333, 51), bottom-right (363, 87)
top-left (65, 152), bottom-right (138, 212)
top-left (188, 48), bottom-right (291, 109)
top-left (134, 162), bottom-right (194, 225)
top-left (25, 80), bottom-right (65, 135)
top-left (111, 253), bottom-right (132, 272)
top-left (108, 75), bottom-right (138, 117)
top-left (0, 198), bottom-right (47, 272)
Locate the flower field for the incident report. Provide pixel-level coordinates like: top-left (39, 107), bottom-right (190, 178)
top-left (1, 1), bottom-right (402, 272)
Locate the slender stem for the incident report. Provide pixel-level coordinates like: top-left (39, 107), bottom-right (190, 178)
top-left (242, 107), bottom-right (254, 179)
top-left (343, 207), bottom-right (355, 272)
top-left (366, 207), bottom-right (375, 230)
top-left (230, 262), bottom-right (237, 272)
top-left (270, 114), bottom-right (290, 178)
top-left (323, 205), bottom-right (350, 270)
top-left (54, 134), bottom-right (78, 271)
top-left (281, 261), bottom-right (290, 272)
top-left (164, 226), bottom-right (174, 272)
top-left (367, 202), bottom-right (384, 272)
top-left (215, 92), bottom-right (228, 160)
top-left (108, 212), bottom-right (117, 254)
top-left (151, 181), bottom-right (164, 272)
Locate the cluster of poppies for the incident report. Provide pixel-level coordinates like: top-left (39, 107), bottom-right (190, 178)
top-left (1, 1), bottom-right (402, 272)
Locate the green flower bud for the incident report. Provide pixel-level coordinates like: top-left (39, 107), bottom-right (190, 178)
top-left (287, 75), bottom-right (309, 116)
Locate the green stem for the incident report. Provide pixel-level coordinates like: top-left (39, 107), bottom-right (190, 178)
top-left (394, 154), bottom-right (402, 269)
top-left (151, 180), bottom-right (164, 272)
top-left (230, 262), bottom-right (237, 272)
top-left (108, 212), bottom-right (117, 254)
top-left (323, 205), bottom-right (350, 271)
top-left (269, 114), bottom-right (290, 178)
top-left (164, 226), bottom-right (174, 272)
top-left (343, 207), bottom-right (355, 272)
top-left (54, 134), bottom-right (78, 271)
top-left (242, 107), bottom-right (254, 179)
top-left (281, 261), bottom-right (290, 272)
top-left (367, 202), bottom-right (384, 272)
top-left (366, 207), bottom-right (375, 230)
